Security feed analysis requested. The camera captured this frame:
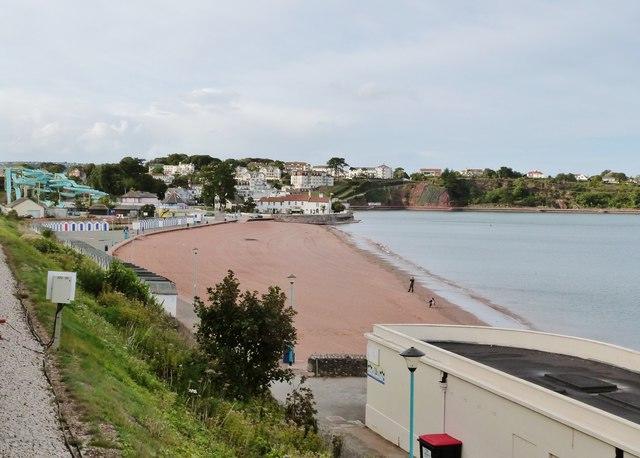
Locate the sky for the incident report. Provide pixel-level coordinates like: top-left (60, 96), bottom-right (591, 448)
top-left (1, 1), bottom-right (639, 175)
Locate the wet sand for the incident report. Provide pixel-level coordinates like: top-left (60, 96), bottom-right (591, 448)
top-left (114, 221), bottom-right (483, 364)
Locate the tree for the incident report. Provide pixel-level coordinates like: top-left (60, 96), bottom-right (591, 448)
top-left (201, 161), bottom-right (237, 209)
top-left (440, 169), bottom-right (471, 205)
top-left (497, 167), bottom-right (523, 179)
top-left (189, 154), bottom-right (219, 170)
top-left (241, 197), bottom-right (256, 213)
top-left (284, 376), bottom-right (318, 437)
top-left (171, 174), bottom-right (190, 188)
top-left (194, 271), bottom-right (297, 399)
top-left (74, 196), bottom-right (88, 211)
top-left (140, 204), bottom-right (156, 217)
top-left (393, 167), bottom-right (409, 179)
top-left (483, 168), bottom-right (497, 178)
top-left (326, 157), bottom-right (348, 175)
top-left (331, 201), bottom-right (345, 212)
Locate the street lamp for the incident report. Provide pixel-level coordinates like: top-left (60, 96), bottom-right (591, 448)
top-left (287, 274), bottom-right (296, 309)
top-left (192, 248), bottom-right (199, 299)
top-left (400, 346), bottom-right (426, 458)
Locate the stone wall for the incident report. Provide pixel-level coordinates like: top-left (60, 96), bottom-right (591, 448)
top-left (307, 354), bottom-right (366, 377)
top-left (272, 212), bottom-right (355, 225)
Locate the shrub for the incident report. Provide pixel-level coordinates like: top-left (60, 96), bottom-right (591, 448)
top-left (105, 260), bottom-right (152, 305)
top-left (32, 237), bottom-right (61, 253)
top-left (77, 260), bottom-right (106, 295)
top-left (284, 376), bottom-right (318, 437)
top-left (41, 227), bottom-right (55, 239)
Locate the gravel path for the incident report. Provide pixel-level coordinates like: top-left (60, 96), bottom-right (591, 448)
top-left (0, 248), bottom-right (70, 457)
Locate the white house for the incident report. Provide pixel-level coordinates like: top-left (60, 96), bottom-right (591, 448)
top-left (3, 197), bottom-right (47, 218)
top-left (347, 165), bottom-right (393, 179)
top-left (418, 168), bottom-right (443, 177)
top-left (257, 193), bottom-right (331, 214)
top-left (290, 171), bottom-right (334, 189)
top-left (284, 161), bottom-right (311, 173)
top-left (460, 168), bottom-right (484, 178)
top-left (235, 172), bottom-right (279, 200)
top-left (120, 191), bottom-right (160, 207)
top-left (162, 163), bottom-right (195, 176)
top-left (602, 174), bottom-right (620, 184)
top-left (366, 324), bottom-right (640, 458)
top-left (574, 173), bottom-right (589, 181)
top-left (527, 170), bottom-right (545, 179)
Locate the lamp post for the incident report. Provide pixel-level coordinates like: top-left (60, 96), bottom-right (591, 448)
top-left (400, 346), bottom-right (426, 458)
top-left (192, 248), bottom-right (199, 299)
top-left (287, 274), bottom-right (296, 309)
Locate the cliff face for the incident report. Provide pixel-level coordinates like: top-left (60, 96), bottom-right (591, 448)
top-left (347, 182), bottom-right (451, 208)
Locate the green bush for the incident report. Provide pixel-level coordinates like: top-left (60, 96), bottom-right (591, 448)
top-left (77, 259), bottom-right (106, 295)
top-left (32, 237), bottom-right (62, 253)
top-left (105, 260), bottom-right (152, 305)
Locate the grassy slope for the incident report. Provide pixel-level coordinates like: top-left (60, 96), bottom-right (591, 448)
top-left (0, 217), bottom-right (326, 457)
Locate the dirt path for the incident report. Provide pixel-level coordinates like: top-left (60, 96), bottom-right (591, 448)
top-left (0, 248), bottom-right (69, 457)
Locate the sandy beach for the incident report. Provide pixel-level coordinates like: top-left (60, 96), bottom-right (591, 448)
top-left (114, 221), bottom-right (482, 364)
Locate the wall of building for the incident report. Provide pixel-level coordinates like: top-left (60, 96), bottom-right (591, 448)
top-left (365, 325), bottom-right (640, 458)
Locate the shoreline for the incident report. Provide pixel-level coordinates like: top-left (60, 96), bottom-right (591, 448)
top-left (350, 206), bottom-right (640, 215)
top-left (332, 227), bottom-right (535, 330)
top-left (113, 221), bottom-right (484, 366)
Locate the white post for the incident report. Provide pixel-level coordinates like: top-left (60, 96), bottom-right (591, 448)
top-left (192, 248), bottom-right (198, 299)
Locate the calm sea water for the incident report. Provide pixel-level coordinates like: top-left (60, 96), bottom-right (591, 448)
top-left (340, 211), bottom-right (640, 350)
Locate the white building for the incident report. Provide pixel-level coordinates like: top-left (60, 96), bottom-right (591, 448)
top-left (257, 193), bottom-right (331, 214)
top-left (151, 174), bottom-right (174, 185)
top-left (290, 171), bottom-right (334, 189)
top-left (152, 163), bottom-right (195, 177)
top-left (460, 168), bottom-right (484, 178)
top-left (284, 161), bottom-right (311, 173)
top-left (3, 197), bottom-right (47, 218)
top-left (574, 173), bottom-right (589, 181)
top-left (347, 165), bottom-right (393, 180)
top-left (418, 168), bottom-right (443, 177)
top-left (366, 324), bottom-right (640, 458)
top-left (120, 191), bottom-right (160, 207)
top-left (527, 170), bottom-right (545, 179)
top-left (602, 174), bottom-right (620, 184)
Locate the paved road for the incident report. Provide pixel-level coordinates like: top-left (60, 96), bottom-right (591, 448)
top-left (0, 248), bottom-right (69, 457)
top-left (271, 376), bottom-right (405, 457)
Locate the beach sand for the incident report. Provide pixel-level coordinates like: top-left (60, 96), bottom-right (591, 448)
top-left (114, 221), bottom-right (482, 364)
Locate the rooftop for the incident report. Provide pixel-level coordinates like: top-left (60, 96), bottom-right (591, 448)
top-left (121, 190), bottom-right (158, 199)
top-left (430, 341), bottom-right (640, 425)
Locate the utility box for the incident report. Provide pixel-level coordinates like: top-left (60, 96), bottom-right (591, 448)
top-left (46, 271), bottom-right (77, 304)
top-left (418, 434), bottom-right (462, 458)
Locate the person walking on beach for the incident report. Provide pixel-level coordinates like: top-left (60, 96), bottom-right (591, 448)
top-left (408, 276), bottom-right (415, 293)
top-left (428, 297), bottom-right (435, 308)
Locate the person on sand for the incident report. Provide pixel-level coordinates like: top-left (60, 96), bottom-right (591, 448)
top-left (428, 297), bottom-right (435, 308)
top-left (408, 276), bottom-right (415, 293)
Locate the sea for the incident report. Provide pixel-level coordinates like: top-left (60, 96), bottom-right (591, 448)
top-left (339, 210), bottom-right (640, 351)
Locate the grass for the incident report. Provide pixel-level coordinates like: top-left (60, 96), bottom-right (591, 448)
top-left (0, 217), bottom-right (327, 457)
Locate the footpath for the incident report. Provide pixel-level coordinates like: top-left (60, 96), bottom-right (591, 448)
top-left (0, 248), bottom-right (70, 457)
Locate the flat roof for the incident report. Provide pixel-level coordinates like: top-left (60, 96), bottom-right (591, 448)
top-left (430, 342), bottom-right (640, 426)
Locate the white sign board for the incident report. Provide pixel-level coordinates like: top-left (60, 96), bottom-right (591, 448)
top-left (46, 271), bottom-right (77, 304)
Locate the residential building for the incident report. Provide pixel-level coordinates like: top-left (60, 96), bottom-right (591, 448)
top-left (67, 167), bottom-right (86, 182)
top-left (284, 161), bottom-right (311, 173)
top-left (347, 165), bottom-right (393, 179)
top-left (603, 174), bottom-right (620, 184)
top-left (259, 164), bottom-right (281, 181)
top-left (161, 187), bottom-right (194, 208)
top-left (119, 190), bottom-right (160, 207)
top-left (257, 193), bottom-right (331, 214)
top-left (575, 173), bottom-right (589, 181)
top-left (290, 171), bottom-right (334, 189)
top-left (151, 174), bottom-right (174, 185)
top-left (460, 168), bottom-right (484, 178)
top-left (3, 197), bottom-right (47, 218)
top-left (418, 168), bottom-right (443, 177)
top-left (366, 324), bottom-right (640, 458)
top-left (150, 162), bottom-right (195, 177)
top-left (527, 170), bottom-right (545, 179)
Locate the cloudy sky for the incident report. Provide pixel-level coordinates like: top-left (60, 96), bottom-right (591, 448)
top-left (1, 1), bottom-right (639, 174)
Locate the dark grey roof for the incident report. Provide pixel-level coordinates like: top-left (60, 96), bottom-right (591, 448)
top-left (429, 342), bottom-right (640, 425)
top-left (121, 190), bottom-right (158, 198)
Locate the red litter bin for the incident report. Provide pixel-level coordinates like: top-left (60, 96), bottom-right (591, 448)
top-left (418, 434), bottom-right (462, 458)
